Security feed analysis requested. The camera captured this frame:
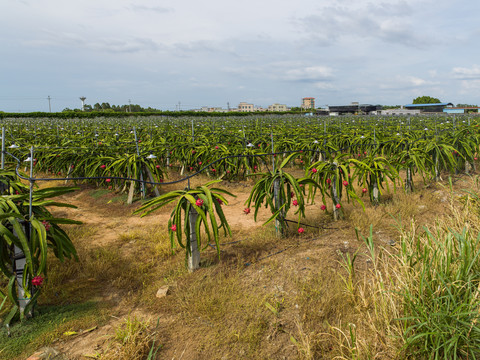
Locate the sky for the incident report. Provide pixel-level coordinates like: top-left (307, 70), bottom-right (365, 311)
top-left (1, 0), bottom-right (480, 112)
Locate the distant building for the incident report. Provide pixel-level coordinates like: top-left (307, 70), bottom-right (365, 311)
top-left (195, 106), bottom-right (229, 113)
top-left (443, 107), bottom-right (480, 114)
top-left (301, 97), bottom-right (315, 110)
top-left (238, 102), bottom-right (254, 112)
top-left (328, 103), bottom-right (381, 115)
top-left (404, 103), bottom-right (453, 113)
top-left (381, 108), bottom-right (421, 115)
top-left (268, 103), bottom-right (288, 112)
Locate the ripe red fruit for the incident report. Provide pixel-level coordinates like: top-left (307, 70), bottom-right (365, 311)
top-left (475, 157), bottom-right (478, 161)
top-left (156, 165), bottom-right (160, 169)
top-left (335, 204), bottom-right (341, 209)
top-left (106, 178), bottom-right (111, 183)
top-left (321, 204), bottom-right (326, 210)
top-left (343, 180), bottom-right (348, 186)
top-left (198, 161), bottom-right (202, 165)
top-left (215, 146), bottom-right (219, 150)
top-left (211, 169), bottom-right (216, 172)
top-left (364, 151), bottom-right (367, 155)
top-left (192, 150), bottom-right (196, 154)
top-left (226, 170), bottom-right (230, 173)
top-left (254, 165), bottom-right (258, 170)
top-left (195, 199), bottom-right (204, 207)
top-left (190, 167), bottom-right (193, 171)
top-left (100, 164), bottom-right (106, 169)
top-left (311, 168), bottom-right (317, 173)
top-left (217, 198), bottom-right (223, 205)
top-left (244, 208), bottom-right (251, 215)
top-left (170, 224), bottom-right (177, 232)
top-left (362, 188), bottom-right (367, 193)
top-left (291, 191), bottom-right (295, 198)
top-left (32, 275), bottom-right (44, 287)
top-left (298, 227), bottom-right (305, 234)
top-left (292, 200), bottom-right (298, 206)
top-left (326, 178), bottom-right (331, 184)
top-left (42, 220), bottom-right (51, 231)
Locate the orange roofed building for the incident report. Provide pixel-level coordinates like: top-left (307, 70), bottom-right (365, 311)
top-left (302, 97), bottom-right (315, 110)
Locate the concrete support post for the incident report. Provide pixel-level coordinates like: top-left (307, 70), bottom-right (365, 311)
top-left (188, 206), bottom-right (200, 272)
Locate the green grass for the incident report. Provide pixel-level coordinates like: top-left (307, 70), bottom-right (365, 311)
top-left (107, 194), bottom-right (128, 203)
top-left (0, 301), bottom-right (107, 360)
top-left (89, 189), bottom-right (110, 199)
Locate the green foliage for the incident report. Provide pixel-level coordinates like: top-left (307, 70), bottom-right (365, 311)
top-left (0, 170), bottom-right (81, 323)
top-left (412, 96), bottom-right (441, 104)
top-left (399, 227), bottom-right (480, 358)
top-left (350, 153), bottom-right (399, 204)
top-left (245, 153), bottom-right (318, 233)
top-left (308, 153), bottom-right (363, 213)
top-left (134, 180), bottom-right (235, 262)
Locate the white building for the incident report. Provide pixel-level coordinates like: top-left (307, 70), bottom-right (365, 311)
top-left (238, 102), bottom-right (254, 112)
top-left (268, 103), bottom-right (288, 111)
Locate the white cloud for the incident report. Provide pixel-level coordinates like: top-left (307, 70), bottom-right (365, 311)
top-left (452, 65), bottom-right (480, 80)
top-left (378, 75), bottom-right (439, 91)
top-left (406, 76), bottom-right (428, 86)
top-left (282, 66), bottom-right (334, 82)
top-left (297, 0), bottom-right (437, 48)
top-left (127, 4), bottom-right (173, 13)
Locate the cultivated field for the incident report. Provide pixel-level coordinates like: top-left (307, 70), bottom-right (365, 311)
top-left (1, 114), bottom-right (480, 359)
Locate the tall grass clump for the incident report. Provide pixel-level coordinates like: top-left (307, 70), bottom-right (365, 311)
top-left (346, 181), bottom-right (480, 359)
top-left (356, 218), bottom-right (480, 359)
top-left (398, 225), bottom-right (480, 359)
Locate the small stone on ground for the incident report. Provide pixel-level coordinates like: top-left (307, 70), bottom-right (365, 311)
top-left (156, 285), bottom-right (170, 298)
top-left (26, 347), bottom-right (65, 360)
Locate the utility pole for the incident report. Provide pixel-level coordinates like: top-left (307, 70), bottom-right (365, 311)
top-left (47, 95), bottom-right (51, 112)
top-left (178, 101), bottom-right (181, 111)
top-left (128, 99), bottom-right (132, 113)
top-left (227, 102), bottom-right (230, 111)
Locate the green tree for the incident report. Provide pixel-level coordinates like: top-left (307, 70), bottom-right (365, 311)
top-left (412, 96), bottom-right (441, 104)
top-left (456, 103), bottom-right (477, 107)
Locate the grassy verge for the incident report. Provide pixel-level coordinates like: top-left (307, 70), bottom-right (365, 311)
top-left (0, 301), bottom-right (108, 360)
